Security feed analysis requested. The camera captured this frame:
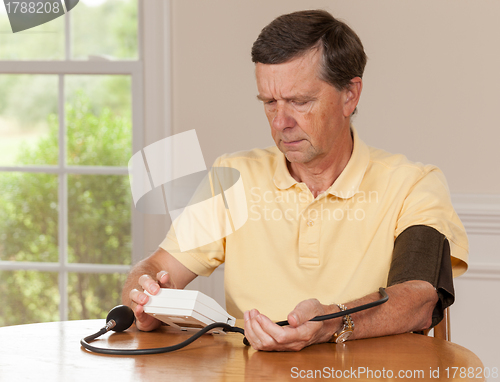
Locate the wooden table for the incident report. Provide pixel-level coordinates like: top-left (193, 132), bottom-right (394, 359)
top-left (0, 319), bottom-right (485, 381)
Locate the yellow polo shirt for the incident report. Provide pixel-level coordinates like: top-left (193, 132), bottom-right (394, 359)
top-left (160, 127), bottom-right (468, 320)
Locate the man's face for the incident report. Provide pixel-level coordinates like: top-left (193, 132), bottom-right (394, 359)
top-left (255, 48), bottom-right (353, 165)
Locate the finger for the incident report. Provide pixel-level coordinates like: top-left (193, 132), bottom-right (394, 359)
top-left (129, 288), bottom-right (149, 306)
top-left (138, 274), bottom-right (160, 294)
top-left (255, 314), bottom-right (290, 344)
top-left (259, 313), bottom-right (322, 348)
top-left (244, 311), bottom-right (313, 351)
top-left (243, 310), bottom-right (262, 348)
top-left (157, 270), bottom-right (168, 284)
top-left (244, 309), bottom-right (264, 344)
top-left (243, 309), bottom-right (259, 338)
top-left (246, 313), bottom-right (279, 350)
top-left (156, 270), bottom-right (176, 289)
top-left (133, 303), bottom-right (161, 332)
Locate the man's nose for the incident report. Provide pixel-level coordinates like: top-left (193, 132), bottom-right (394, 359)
top-left (272, 104), bottom-right (295, 131)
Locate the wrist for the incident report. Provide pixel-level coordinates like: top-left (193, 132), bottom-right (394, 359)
top-left (328, 303), bottom-right (355, 344)
top-left (320, 303), bottom-right (344, 343)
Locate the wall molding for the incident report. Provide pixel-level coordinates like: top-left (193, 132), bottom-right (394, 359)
top-left (452, 194), bottom-right (500, 235)
top-left (458, 263), bottom-right (500, 281)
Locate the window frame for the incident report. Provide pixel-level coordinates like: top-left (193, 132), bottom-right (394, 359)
top-left (0, 0), bottom-right (171, 321)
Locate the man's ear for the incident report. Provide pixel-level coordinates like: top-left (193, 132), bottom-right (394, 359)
top-left (343, 77), bottom-right (363, 117)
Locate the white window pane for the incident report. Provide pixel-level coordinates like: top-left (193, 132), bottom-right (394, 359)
top-left (68, 174), bottom-right (131, 265)
top-left (0, 172), bottom-right (59, 262)
top-left (71, 0), bottom-right (138, 60)
top-left (0, 5), bottom-right (64, 60)
top-left (68, 272), bottom-right (127, 320)
top-left (0, 270), bottom-right (59, 326)
top-left (65, 75), bottom-right (132, 166)
top-left (0, 75), bottom-right (58, 166)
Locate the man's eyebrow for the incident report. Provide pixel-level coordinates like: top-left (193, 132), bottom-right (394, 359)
top-left (256, 94), bottom-right (270, 102)
top-left (256, 94), bottom-right (316, 102)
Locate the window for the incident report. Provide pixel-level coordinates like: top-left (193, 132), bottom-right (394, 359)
top-left (0, 0), bottom-right (147, 325)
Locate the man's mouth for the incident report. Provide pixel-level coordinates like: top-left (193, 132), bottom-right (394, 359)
top-left (282, 139), bottom-right (304, 146)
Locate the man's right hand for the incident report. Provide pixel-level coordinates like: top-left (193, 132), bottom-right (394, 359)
top-left (122, 247), bottom-right (198, 331)
top-left (128, 270), bottom-right (177, 331)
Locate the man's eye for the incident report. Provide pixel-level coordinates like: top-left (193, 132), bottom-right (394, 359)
top-left (293, 101), bottom-right (309, 106)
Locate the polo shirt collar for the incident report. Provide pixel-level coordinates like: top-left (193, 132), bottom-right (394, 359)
top-left (272, 126), bottom-right (370, 199)
top-left (273, 149), bottom-right (297, 190)
top-left (327, 126), bottom-right (370, 199)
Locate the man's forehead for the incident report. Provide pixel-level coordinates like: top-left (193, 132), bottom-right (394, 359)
top-left (255, 60), bottom-right (328, 100)
top-left (256, 48), bottom-right (323, 82)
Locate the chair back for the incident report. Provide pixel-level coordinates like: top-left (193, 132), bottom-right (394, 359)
top-left (423, 307), bottom-right (450, 341)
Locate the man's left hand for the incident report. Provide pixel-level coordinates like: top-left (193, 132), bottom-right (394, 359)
top-left (243, 299), bottom-right (340, 351)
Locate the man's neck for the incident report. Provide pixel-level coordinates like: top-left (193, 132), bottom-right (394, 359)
top-left (287, 132), bottom-right (353, 198)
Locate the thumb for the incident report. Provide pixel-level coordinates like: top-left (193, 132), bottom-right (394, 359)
top-left (287, 299), bottom-right (323, 328)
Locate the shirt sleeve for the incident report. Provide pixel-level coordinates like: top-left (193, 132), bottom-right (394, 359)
top-left (395, 166), bottom-right (468, 277)
top-left (160, 228), bottom-right (225, 277)
top-left (159, 155), bottom-right (228, 277)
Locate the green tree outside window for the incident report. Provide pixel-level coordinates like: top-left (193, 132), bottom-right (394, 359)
top-left (0, 94), bottom-right (132, 326)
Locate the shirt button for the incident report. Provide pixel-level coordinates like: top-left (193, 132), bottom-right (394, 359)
top-left (307, 220), bottom-right (314, 226)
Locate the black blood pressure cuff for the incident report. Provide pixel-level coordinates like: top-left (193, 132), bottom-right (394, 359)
top-left (387, 225), bottom-right (454, 328)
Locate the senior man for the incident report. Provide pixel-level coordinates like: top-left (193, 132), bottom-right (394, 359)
top-left (122, 10), bottom-right (468, 351)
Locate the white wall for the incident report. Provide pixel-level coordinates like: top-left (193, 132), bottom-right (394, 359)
top-left (452, 257), bottom-right (500, 372)
top-left (146, 0), bottom-right (500, 371)
top-left (169, 0), bottom-right (500, 194)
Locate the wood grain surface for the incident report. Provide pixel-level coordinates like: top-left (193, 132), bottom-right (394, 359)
top-left (0, 319), bottom-right (485, 381)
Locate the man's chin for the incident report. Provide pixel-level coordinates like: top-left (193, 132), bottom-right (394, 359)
top-left (284, 151), bottom-right (310, 164)
top-left (279, 142), bottom-right (313, 163)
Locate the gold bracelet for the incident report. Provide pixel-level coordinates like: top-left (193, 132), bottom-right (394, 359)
top-left (328, 303), bottom-right (354, 344)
